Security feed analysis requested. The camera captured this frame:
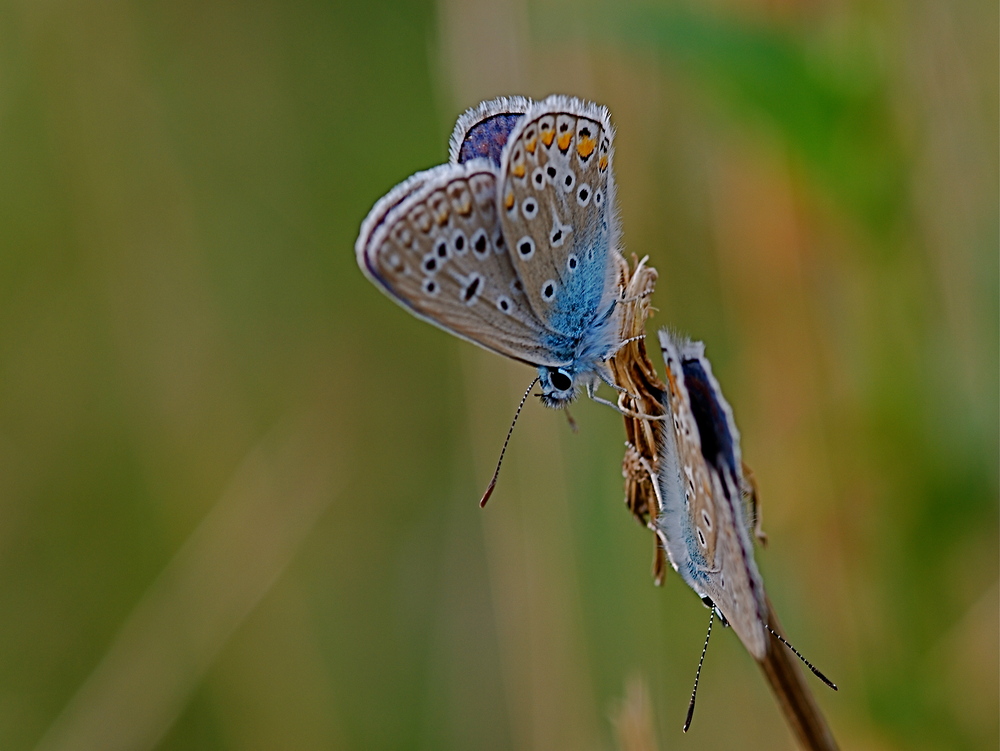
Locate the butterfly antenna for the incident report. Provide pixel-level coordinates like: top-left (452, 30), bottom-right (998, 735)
top-left (479, 376), bottom-right (540, 508)
top-left (683, 608), bottom-right (715, 732)
top-left (764, 624), bottom-right (838, 691)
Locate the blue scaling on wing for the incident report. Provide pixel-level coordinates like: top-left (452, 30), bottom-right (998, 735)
top-left (456, 114), bottom-right (525, 167)
top-left (681, 357), bottom-right (739, 482)
top-left (546, 212), bottom-right (613, 342)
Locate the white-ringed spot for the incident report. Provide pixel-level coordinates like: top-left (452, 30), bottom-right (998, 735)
top-left (496, 295), bottom-right (513, 314)
top-left (541, 280), bottom-right (557, 302)
top-left (422, 277), bottom-right (439, 296)
top-left (422, 253), bottom-right (440, 274)
top-left (566, 254), bottom-right (578, 272)
top-left (697, 529), bottom-right (707, 548)
top-left (576, 183), bottom-right (591, 207)
top-left (531, 167), bottom-right (546, 189)
top-left (521, 198), bottom-right (538, 220)
top-left (594, 190), bottom-right (603, 207)
top-left (471, 228), bottom-right (490, 258)
top-left (561, 169), bottom-right (576, 193)
top-left (451, 230), bottom-right (467, 255)
top-left (549, 224), bottom-right (569, 247)
top-left (701, 510), bottom-right (713, 530)
top-left (517, 236), bottom-right (535, 260)
top-left (461, 273), bottom-right (484, 305)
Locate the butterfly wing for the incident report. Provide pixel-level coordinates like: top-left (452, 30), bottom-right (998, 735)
top-left (496, 96), bottom-right (621, 342)
top-left (449, 96), bottom-right (532, 167)
top-left (656, 330), bottom-right (768, 660)
top-left (655, 332), bottom-right (724, 594)
top-left (357, 161), bottom-right (564, 367)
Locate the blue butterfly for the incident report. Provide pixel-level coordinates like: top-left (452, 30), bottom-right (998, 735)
top-left (639, 329), bottom-right (836, 730)
top-left (356, 95), bottom-right (626, 413)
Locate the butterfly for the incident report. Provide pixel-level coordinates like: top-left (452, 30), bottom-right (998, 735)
top-left (643, 329), bottom-right (835, 730)
top-left (356, 95), bottom-right (627, 413)
top-left (652, 329), bottom-right (768, 657)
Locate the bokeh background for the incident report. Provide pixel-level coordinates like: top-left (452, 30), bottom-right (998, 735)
top-left (1, 0), bottom-right (996, 749)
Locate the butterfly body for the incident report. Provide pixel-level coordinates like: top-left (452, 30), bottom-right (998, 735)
top-left (654, 329), bottom-right (768, 660)
top-left (357, 95), bottom-right (624, 408)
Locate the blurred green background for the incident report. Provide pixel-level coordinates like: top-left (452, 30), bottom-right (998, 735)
top-left (0, 0), bottom-right (996, 749)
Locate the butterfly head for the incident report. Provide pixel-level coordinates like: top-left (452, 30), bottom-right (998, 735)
top-left (538, 366), bottom-right (579, 408)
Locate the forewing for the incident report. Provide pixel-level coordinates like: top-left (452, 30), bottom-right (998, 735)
top-left (497, 96), bottom-right (620, 336)
top-left (357, 161), bottom-right (561, 366)
top-left (448, 96), bottom-right (532, 167)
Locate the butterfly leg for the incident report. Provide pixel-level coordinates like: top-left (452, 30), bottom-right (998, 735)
top-left (590, 370), bottom-right (666, 421)
top-left (589, 389), bottom-right (668, 421)
top-left (606, 334), bottom-right (647, 360)
top-left (594, 364), bottom-right (643, 402)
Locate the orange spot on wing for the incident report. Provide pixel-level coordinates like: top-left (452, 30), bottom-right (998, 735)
top-left (525, 137), bottom-right (537, 154)
top-left (541, 130), bottom-right (555, 147)
top-left (504, 192), bottom-right (515, 210)
top-left (512, 164), bottom-right (526, 178)
top-left (557, 132), bottom-right (573, 151)
top-left (599, 155), bottom-right (609, 171)
top-left (577, 136), bottom-right (596, 159)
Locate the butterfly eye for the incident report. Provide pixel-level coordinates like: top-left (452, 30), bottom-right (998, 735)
top-left (549, 369), bottom-right (572, 392)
